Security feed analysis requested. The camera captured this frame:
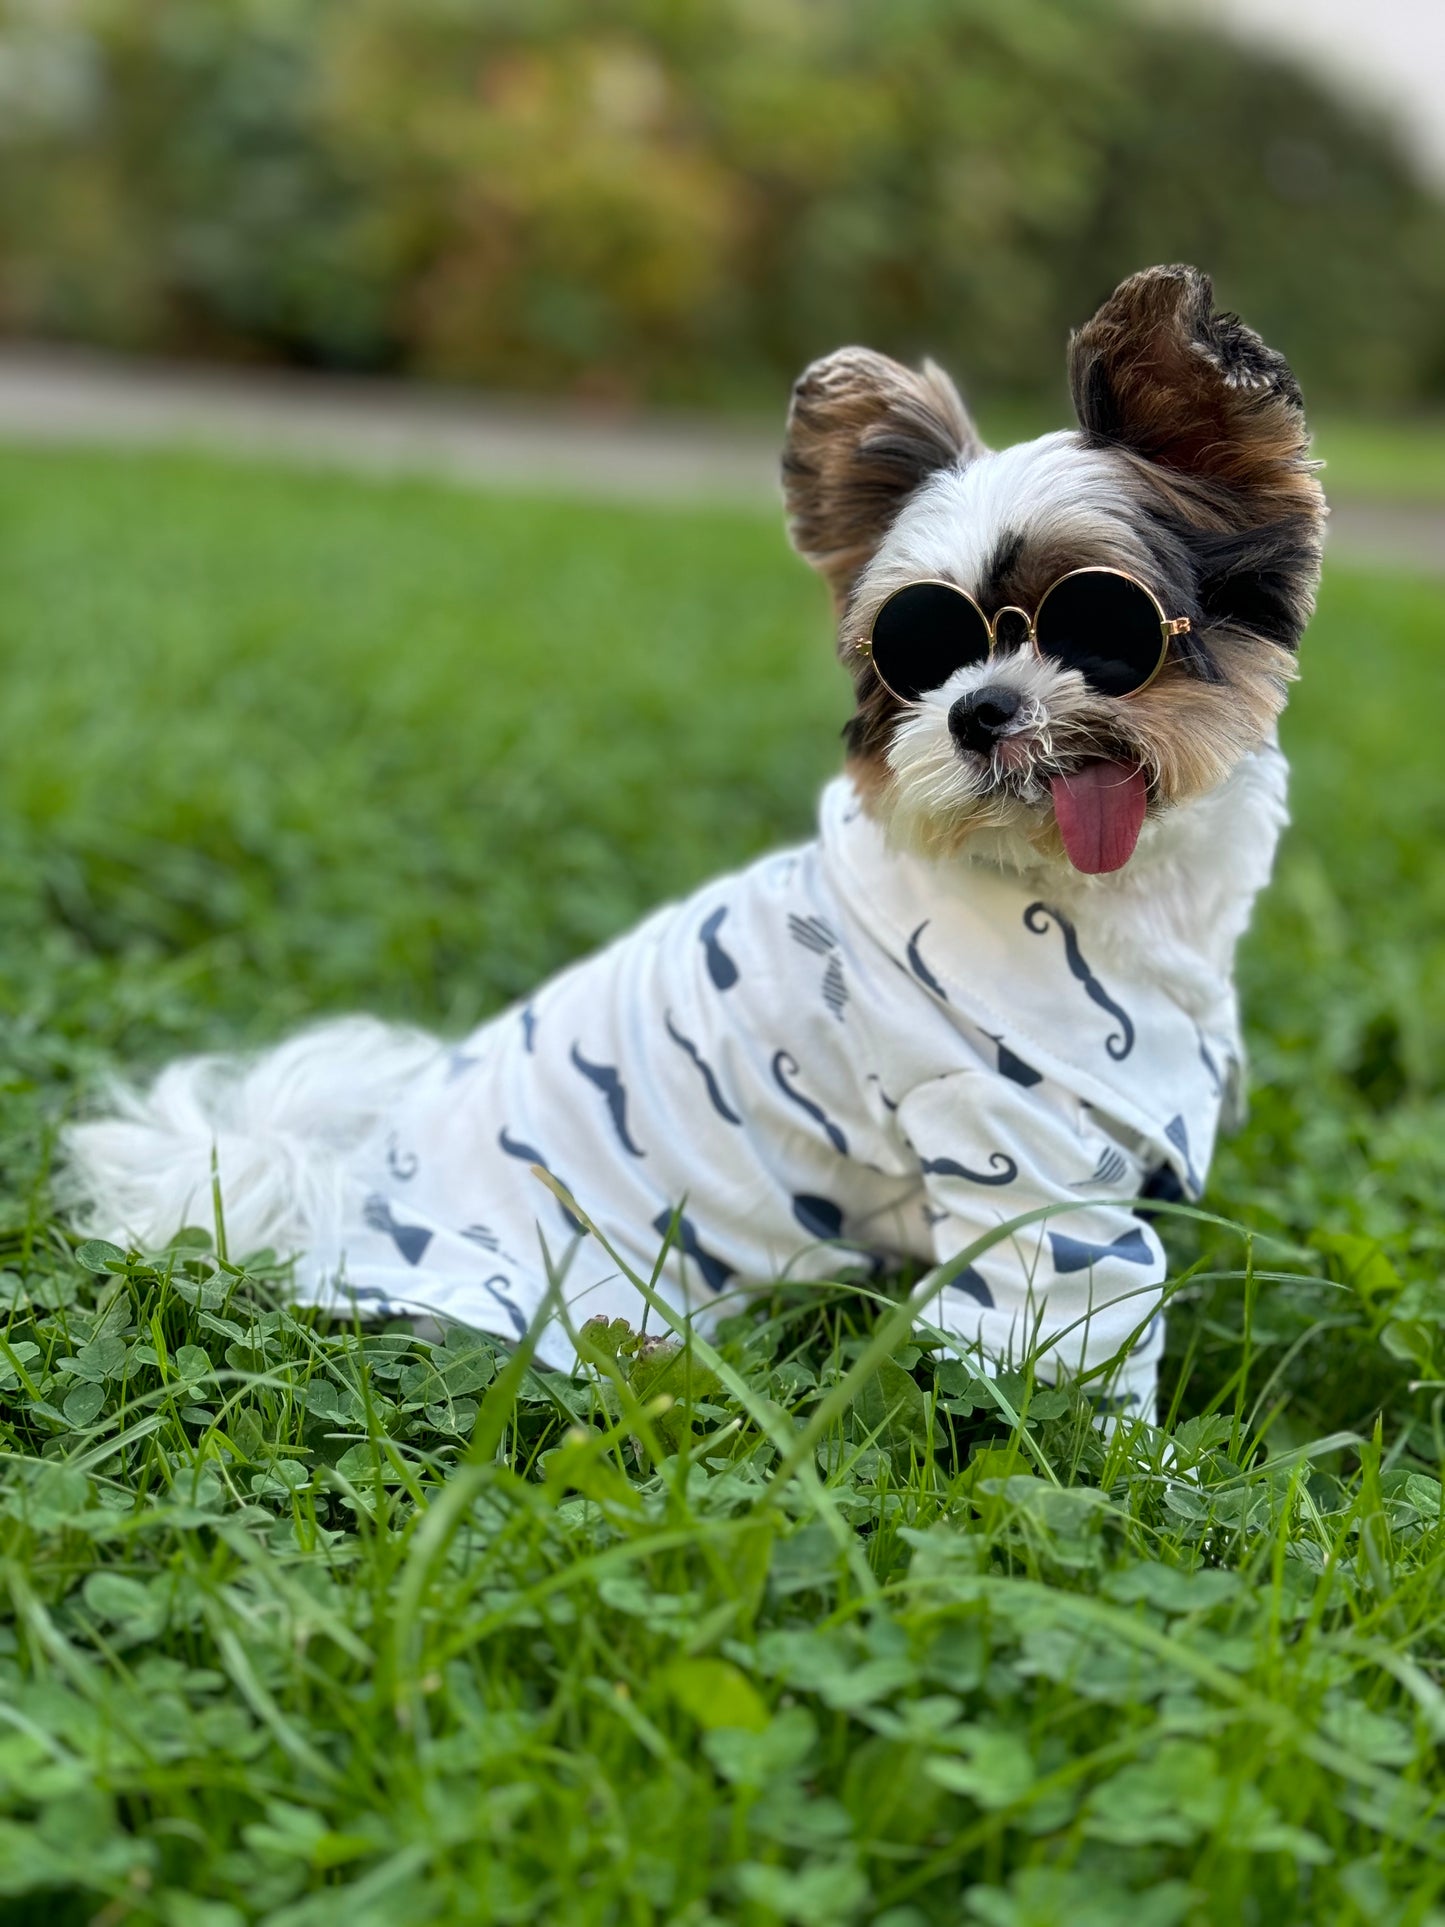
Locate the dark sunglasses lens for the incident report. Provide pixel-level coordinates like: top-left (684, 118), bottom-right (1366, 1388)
top-left (1034, 572), bottom-right (1164, 696)
top-left (869, 583), bottom-right (992, 701)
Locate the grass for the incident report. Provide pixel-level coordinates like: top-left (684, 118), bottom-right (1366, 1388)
top-left (1309, 418), bottom-right (1445, 504)
top-left (0, 445), bottom-right (1443, 1926)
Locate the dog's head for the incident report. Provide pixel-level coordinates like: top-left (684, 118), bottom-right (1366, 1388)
top-left (783, 265), bottom-right (1325, 873)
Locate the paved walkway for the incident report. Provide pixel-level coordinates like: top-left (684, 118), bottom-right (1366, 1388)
top-left (0, 343), bottom-right (1440, 570)
top-left (0, 345), bottom-right (778, 503)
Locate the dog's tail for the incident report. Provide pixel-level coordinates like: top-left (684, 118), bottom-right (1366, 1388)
top-left (59, 1017), bottom-right (441, 1260)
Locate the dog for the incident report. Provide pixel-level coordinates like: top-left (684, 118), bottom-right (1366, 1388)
top-left (62, 265), bottom-right (1325, 1419)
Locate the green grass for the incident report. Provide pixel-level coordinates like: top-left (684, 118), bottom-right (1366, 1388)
top-left (1, 446), bottom-right (1443, 1927)
top-left (1310, 418), bottom-right (1445, 504)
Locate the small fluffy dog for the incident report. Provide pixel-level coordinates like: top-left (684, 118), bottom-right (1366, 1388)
top-left (64, 266), bottom-right (1325, 1417)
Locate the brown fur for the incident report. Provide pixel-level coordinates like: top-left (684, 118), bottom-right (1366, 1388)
top-left (1068, 264), bottom-right (1324, 533)
top-left (1126, 633), bottom-right (1296, 803)
top-left (782, 348), bottom-right (981, 609)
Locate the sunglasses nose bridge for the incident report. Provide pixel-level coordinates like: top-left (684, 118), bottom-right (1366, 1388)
top-left (988, 604), bottom-right (1035, 653)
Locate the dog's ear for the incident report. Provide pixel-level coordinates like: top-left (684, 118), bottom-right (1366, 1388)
top-left (783, 348), bottom-right (980, 607)
top-left (1068, 265), bottom-right (1318, 522)
top-left (1071, 265), bottom-right (1324, 654)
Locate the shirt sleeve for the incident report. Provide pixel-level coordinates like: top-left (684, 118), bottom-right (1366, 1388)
top-left (894, 1069), bottom-right (1165, 1415)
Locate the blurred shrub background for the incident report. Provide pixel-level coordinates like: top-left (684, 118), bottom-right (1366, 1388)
top-left (0, 0), bottom-right (1442, 414)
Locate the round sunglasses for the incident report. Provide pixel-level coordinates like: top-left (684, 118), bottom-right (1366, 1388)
top-left (859, 566), bottom-right (1192, 702)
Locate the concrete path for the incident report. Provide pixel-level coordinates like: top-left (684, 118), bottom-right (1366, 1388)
top-left (0, 342), bottom-right (1439, 571)
top-left (0, 344), bottom-right (779, 504)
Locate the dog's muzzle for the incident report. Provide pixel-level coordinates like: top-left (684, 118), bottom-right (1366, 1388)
top-left (948, 685), bottom-right (1022, 756)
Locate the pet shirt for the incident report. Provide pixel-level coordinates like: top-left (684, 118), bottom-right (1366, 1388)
top-left (294, 777), bottom-right (1239, 1415)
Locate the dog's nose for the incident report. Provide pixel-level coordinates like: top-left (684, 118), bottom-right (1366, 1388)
top-left (948, 684), bottom-right (1022, 754)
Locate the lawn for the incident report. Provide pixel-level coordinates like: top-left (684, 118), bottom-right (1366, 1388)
top-left (1309, 418), bottom-right (1445, 504)
top-left (0, 445), bottom-right (1443, 1927)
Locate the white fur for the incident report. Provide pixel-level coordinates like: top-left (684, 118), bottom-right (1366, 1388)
top-left (868, 432), bottom-right (1155, 601)
top-left (884, 649), bottom-right (1071, 829)
top-left (62, 1018), bottom-right (441, 1257)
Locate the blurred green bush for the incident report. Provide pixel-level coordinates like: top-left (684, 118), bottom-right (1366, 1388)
top-left (0, 0), bottom-right (1441, 410)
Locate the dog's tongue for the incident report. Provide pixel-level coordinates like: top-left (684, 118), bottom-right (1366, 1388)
top-left (1050, 761), bottom-right (1148, 874)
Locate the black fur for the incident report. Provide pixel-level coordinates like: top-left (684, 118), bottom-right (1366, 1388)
top-left (975, 530), bottom-right (1026, 609)
top-left (1185, 515), bottom-right (1320, 652)
top-left (1144, 507), bottom-right (1318, 659)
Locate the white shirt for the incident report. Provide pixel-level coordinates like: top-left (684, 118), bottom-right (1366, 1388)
top-left (298, 777), bottom-right (1241, 1415)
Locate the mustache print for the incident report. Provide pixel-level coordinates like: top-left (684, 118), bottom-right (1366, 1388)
top-left (867, 1073), bottom-right (900, 1113)
top-left (699, 906), bottom-right (739, 991)
top-left (791, 1193), bottom-right (844, 1241)
top-left (386, 1135), bottom-right (418, 1182)
top-left (497, 1127), bottom-right (586, 1235)
top-left (920, 1151), bottom-right (1019, 1187)
top-left (653, 1209), bottom-right (735, 1293)
top-left (664, 1011), bottom-right (742, 1125)
top-left (770, 1050), bottom-right (848, 1156)
top-left (950, 1265), bottom-right (994, 1308)
top-left (570, 1043), bottom-right (646, 1158)
top-left (906, 921), bottom-right (949, 1001)
top-left (479, 1274), bottom-right (528, 1341)
top-left (1023, 903), bottom-right (1135, 1061)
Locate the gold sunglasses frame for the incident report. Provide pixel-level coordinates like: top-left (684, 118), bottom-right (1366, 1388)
top-left (858, 565), bottom-right (1192, 703)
